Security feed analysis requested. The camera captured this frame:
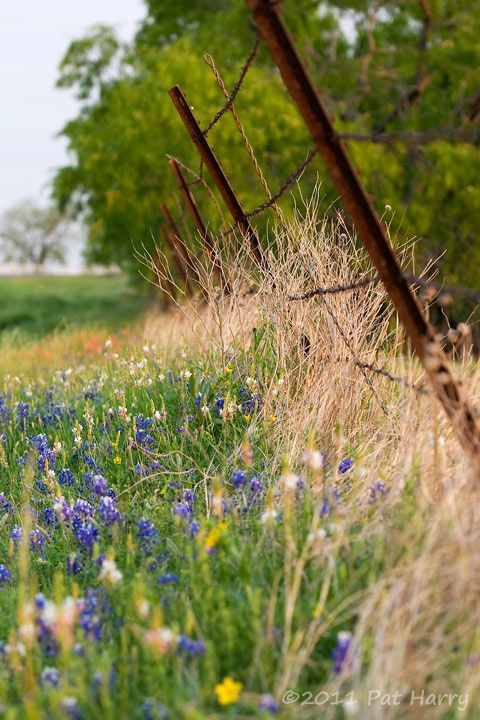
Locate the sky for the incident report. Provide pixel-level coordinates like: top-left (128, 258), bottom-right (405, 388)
top-left (0, 1), bottom-right (145, 265)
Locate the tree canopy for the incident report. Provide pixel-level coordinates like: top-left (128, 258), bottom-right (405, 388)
top-left (0, 199), bottom-right (72, 267)
top-left (52, 0), bottom-right (480, 286)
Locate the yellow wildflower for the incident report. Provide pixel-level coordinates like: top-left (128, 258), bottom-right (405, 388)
top-left (113, 456), bottom-right (122, 465)
top-left (214, 676), bottom-right (243, 705)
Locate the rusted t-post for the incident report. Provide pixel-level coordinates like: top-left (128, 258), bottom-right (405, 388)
top-left (246, 0), bottom-right (480, 461)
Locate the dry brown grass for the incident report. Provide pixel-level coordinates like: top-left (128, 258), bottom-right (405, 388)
top-left (140, 193), bottom-right (480, 719)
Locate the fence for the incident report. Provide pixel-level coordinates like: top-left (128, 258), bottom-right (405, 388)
top-left (147, 0), bottom-right (480, 464)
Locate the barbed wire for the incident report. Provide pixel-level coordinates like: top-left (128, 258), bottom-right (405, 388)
top-left (245, 148), bottom-right (318, 218)
top-left (356, 361), bottom-right (429, 395)
top-left (202, 35), bottom-right (261, 135)
top-left (287, 274), bottom-right (380, 301)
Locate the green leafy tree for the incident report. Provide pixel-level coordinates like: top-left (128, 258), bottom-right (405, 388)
top-left (0, 199), bottom-right (72, 268)
top-left (52, 1), bottom-right (480, 287)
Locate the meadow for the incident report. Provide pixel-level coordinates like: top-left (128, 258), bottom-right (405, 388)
top-left (0, 208), bottom-right (479, 719)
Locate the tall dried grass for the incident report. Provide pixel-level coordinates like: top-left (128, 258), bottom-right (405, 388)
top-left (141, 192), bottom-right (480, 719)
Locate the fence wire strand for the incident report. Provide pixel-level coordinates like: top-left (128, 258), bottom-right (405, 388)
top-left (202, 36), bottom-right (261, 135)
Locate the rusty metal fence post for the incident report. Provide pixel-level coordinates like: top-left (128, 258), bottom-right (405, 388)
top-left (168, 158), bottom-right (232, 295)
top-left (246, 0), bottom-right (480, 460)
top-left (168, 85), bottom-right (273, 282)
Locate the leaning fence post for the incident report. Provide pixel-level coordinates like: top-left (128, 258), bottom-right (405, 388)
top-left (160, 203), bottom-right (200, 296)
top-left (246, 0), bottom-right (480, 461)
top-left (168, 85), bottom-right (273, 282)
top-left (168, 158), bottom-right (232, 295)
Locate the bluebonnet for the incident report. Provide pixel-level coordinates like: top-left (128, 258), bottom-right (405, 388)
top-left (96, 496), bottom-right (122, 527)
top-left (157, 573), bottom-right (179, 584)
top-left (231, 470), bottom-right (248, 488)
top-left (10, 526), bottom-right (23, 546)
top-left (258, 695), bottom-right (279, 713)
top-left (141, 699), bottom-right (170, 720)
top-left (176, 635), bottom-right (205, 657)
top-left (0, 493), bottom-right (13, 514)
top-left (0, 564), bottom-right (12, 586)
top-left (250, 476), bottom-right (263, 494)
top-left (40, 667), bottom-right (60, 687)
top-left (58, 469), bottom-right (75, 486)
top-left (29, 529), bottom-right (46, 557)
top-left (74, 523), bottom-right (99, 548)
top-left (332, 631), bottom-right (354, 674)
top-left (369, 481), bottom-right (387, 503)
top-left (73, 499), bottom-right (94, 519)
top-left (173, 502), bottom-right (192, 520)
top-left (0, 396), bottom-right (11, 426)
top-left (136, 518), bottom-right (160, 556)
top-left (338, 458), bottom-right (353, 475)
top-left (16, 402), bottom-right (30, 426)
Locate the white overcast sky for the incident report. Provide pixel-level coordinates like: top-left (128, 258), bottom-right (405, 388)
top-left (0, 1), bottom-right (145, 222)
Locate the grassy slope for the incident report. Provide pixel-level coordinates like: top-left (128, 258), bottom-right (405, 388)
top-left (0, 274), bottom-right (152, 338)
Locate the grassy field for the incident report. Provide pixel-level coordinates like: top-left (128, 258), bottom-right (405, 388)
top-left (0, 211), bottom-right (478, 719)
top-left (0, 274), bottom-right (152, 339)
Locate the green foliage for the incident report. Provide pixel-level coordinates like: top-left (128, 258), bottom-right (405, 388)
top-left (53, 0), bottom-right (480, 286)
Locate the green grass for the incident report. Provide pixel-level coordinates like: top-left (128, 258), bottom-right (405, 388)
top-left (0, 274), bottom-right (152, 338)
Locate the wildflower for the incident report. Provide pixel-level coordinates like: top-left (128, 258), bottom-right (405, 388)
top-left (259, 694), bottom-right (279, 713)
top-left (173, 502), bottom-right (192, 520)
top-left (98, 558), bottom-right (123, 585)
top-left (142, 699), bottom-right (170, 720)
top-left (97, 496), bottom-right (122, 527)
top-left (0, 564), bottom-right (12, 586)
top-left (40, 666), bottom-right (60, 687)
top-left (113, 456), bottom-right (122, 465)
top-left (280, 471), bottom-right (301, 491)
top-left (10, 526), bottom-right (23, 546)
top-left (30, 529), bottom-right (46, 557)
top-left (338, 458), bottom-right (353, 475)
top-left (157, 573), bottom-right (179, 584)
top-left (74, 523), bottom-right (98, 549)
top-left (136, 518), bottom-right (160, 556)
top-left (300, 448), bottom-right (324, 472)
top-left (144, 627), bottom-right (175, 654)
top-left (245, 376), bottom-right (258, 393)
top-left (214, 676), bottom-right (243, 705)
top-left (332, 631), bottom-right (354, 674)
top-left (261, 508), bottom-right (278, 525)
top-left (369, 481), bottom-right (387, 503)
top-left (176, 634), bottom-right (205, 657)
top-left (58, 468), bottom-right (74, 486)
top-left (231, 470), bottom-right (248, 488)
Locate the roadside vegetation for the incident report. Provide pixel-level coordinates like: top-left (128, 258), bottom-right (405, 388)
top-left (0, 208), bottom-right (478, 718)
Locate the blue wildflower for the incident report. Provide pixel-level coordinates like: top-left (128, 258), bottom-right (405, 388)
top-left (258, 694), bottom-right (279, 713)
top-left (10, 525), bottom-right (23, 546)
top-left (231, 470), bottom-right (248, 488)
top-left (136, 518), bottom-right (160, 556)
top-left (332, 631), bottom-right (354, 674)
top-left (176, 635), bottom-right (205, 657)
top-left (369, 481), bottom-right (387, 503)
top-left (173, 502), bottom-right (192, 520)
top-left (74, 523), bottom-right (99, 548)
top-left (29, 529), bottom-right (46, 556)
top-left (0, 564), bottom-right (12, 586)
top-left (338, 458), bottom-right (353, 475)
top-left (141, 699), bottom-right (170, 720)
top-left (40, 667), bottom-right (60, 687)
top-left (157, 573), bottom-right (179, 584)
top-left (96, 496), bottom-right (122, 527)
top-left (58, 469), bottom-right (75, 486)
